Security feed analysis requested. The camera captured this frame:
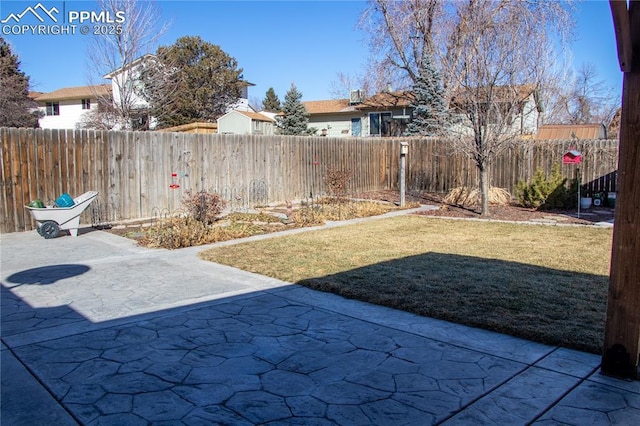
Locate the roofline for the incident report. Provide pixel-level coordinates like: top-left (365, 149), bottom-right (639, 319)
top-left (34, 84), bottom-right (112, 102)
top-left (103, 54), bottom-right (156, 79)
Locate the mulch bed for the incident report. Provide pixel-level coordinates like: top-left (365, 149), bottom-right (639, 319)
top-left (356, 190), bottom-right (615, 226)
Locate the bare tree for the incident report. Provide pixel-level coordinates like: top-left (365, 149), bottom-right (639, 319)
top-left (85, 0), bottom-right (169, 130)
top-left (544, 62), bottom-right (620, 126)
top-left (328, 71), bottom-right (376, 100)
top-left (358, 0), bottom-right (441, 93)
top-left (360, 0), bottom-right (574, 215)
top-left (360, 1), bottom-right (573, 101)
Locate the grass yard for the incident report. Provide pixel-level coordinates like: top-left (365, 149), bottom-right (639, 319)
top-left (199, 215), bottom-right (613, 354)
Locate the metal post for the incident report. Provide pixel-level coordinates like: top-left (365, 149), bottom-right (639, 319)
top-left (400, 142), bottom-right (408, 207)
top-left (577, 168), bottom-right (581, 219)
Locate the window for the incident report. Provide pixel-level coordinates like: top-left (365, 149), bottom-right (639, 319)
top-left (369, 112), bottom-right (392, 136)
top-left (46, 102), bottom-right (59, 116)
top-left (82, 99), bottom-right (91, 110)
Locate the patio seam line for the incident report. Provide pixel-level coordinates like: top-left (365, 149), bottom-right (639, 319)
top-left (2, 342), bottom-right (82, 425)
top-left (435, 347), bottom-right (596, 426)
top-left (530, 347), bottom-right (604, 380)
top-left (265, 288), bottom-right (558, 367)
top-left (525, 363), bottom-right (602, 425)
top-left (586, 369), bottom-right (640, 394)
top-left (434, 362), bottom-right (536, 425)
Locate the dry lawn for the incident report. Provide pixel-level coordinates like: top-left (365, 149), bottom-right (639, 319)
top-left (199, 216), bottom-right (613, 353)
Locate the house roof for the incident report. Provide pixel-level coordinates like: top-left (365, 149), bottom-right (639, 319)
top-left (220, 110), bottom-right (275, 122)
top-left (537, 124), bottom-right (607, 140)
top-left (237, 111), bottom-right (275, 122)
top-left (35, 84), bottom-right (112, 102)
top-left (303, 99), bottom-right (356, 114)
top-left (355, 91), bottom-right (414, 109)
top-left (304, 92), bottom-right (414, 114)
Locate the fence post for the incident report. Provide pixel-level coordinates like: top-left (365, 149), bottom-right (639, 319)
top-left (399, 142), bottom-right (408, 207)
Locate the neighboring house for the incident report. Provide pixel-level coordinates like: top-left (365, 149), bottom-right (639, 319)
top-left (449, 85), bottom-right (541, 137)
top-left (354, 90), bottom-right (414, 137)
top-left (227, 82), bottom-right (255, 113)
top-left (103, 54), bottom-right (154, 130)
top-left (217, 110), bottom-right (276, 135)
top-left (103, 54), bottom-right (151, 110)
top-left (536, 123), bottom-right (608, 140)
top-left (35, 84), bottom-right (111, 129)
top-left (305, 98), bottom-right (361, 137)
top-left (304, 86), bottom-right (540, 138)
top-left (35, 54), bottom-right (253, 131)
top-left (304, 90), bottom-right (414, 138)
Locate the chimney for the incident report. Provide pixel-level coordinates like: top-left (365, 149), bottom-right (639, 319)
top-left (386, 82), bottom-right (393, 92)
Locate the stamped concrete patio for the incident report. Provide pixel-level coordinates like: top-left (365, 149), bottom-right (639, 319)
top-left (2, 213), bottom-right (639, 425)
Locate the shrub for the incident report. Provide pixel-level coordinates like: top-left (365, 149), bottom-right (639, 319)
top-left (182, 190), bottom-right (226, 224)
top-left (292, 199), bottom-right (406, 225)
top-left (515, 164), bottom-right (573, 209)
top-left (324, 168), bottom-right (352, 200)
top-left (138, 216), bottom-right (269, 249)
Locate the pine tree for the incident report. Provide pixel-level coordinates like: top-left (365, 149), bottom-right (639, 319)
top-left (0, 37), bottom-right (39, 128)
top-left (276, 83), bottom-right (311, 135)
top-left (404, 49), bottom-right (448, 136)
top-left (141, 36), bottom-right (245, 128)
top-left (262, 87), bottom-right (281, 112)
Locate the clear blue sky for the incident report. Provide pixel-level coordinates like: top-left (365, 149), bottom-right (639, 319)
top-left (1, 0), bottom-right (624, 103)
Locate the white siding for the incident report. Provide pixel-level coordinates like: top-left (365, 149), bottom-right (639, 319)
top-left (518, 96), bottom-right (539, 135)
top-left (110, 70), bottom-right (148, 109)
top-left (38, 99), bottom-right (99, 129)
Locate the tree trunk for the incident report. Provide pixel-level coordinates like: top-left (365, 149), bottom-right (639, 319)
top-left (479, 163), bottom-right (490, 216)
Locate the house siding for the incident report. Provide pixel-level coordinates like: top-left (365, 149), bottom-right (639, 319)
top-left (306, 107), bottom-right (412, 138)
top-left (38, 98), bottom-right (99, 129)
top-left (308, 112), bottom-right (366, 137)
top-left (218, 111), bottom-right (250, 134)
top-left (217, 110), bottom-right (274, 135)
top-left (518, 94), bottom-right (539, 135)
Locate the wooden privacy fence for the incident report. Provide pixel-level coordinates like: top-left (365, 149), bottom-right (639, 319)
top-left (1, 127), bottom-right (619, 234)
top-left (406, 136), bottom-right (619, 196)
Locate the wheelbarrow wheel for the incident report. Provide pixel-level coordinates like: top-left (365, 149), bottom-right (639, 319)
top-left (40, 221), bottom-right (60, 239)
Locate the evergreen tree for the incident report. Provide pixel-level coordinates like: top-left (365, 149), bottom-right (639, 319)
top-left (0, 37), bottom-right (39, 128)
top-left (141, 36), bottom-right (245, 128)
top-left (276, 83), bottom-right (311, 135)
top-left (262, 87), bottom-right (281, 112)
top-left (404, 49), bottom-right (448, 136)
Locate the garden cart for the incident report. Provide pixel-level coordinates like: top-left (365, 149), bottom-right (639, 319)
top-left (25, 191), bottom-right (99, 239)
